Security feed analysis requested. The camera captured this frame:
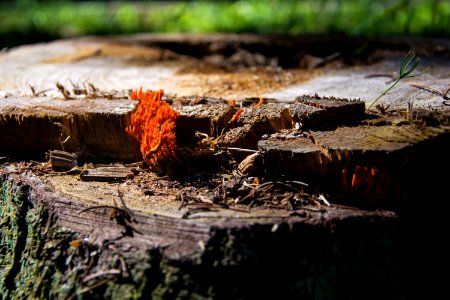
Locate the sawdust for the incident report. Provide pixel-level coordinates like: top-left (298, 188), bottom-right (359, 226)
top-left (41, 39), bottom-right (319, 99)
top-left (176, 67), bottom-right (320, 98)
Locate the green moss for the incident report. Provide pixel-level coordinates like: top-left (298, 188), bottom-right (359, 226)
top-left (0, 180), bottom-right (28, 299)
top-left (0, 179), bottom-right (77, 299)
top-left (0, 176), bottom-right (177, 299)
top-left (0, 175), bottom-right (403, 299)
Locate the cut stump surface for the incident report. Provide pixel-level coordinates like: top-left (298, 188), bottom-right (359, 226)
top-left (1, 34), bottom-right (449, 299)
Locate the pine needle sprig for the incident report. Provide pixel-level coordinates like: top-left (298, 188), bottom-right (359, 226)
top-left (367, 51), bottom-right (425, 111)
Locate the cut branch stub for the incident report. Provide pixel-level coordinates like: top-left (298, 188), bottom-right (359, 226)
top-left (221, 103), bottom-right (293, 149)
top-left (292, 94), bottom-right (365, 129)
top-left (0, 96), bottom-right (140, 162)
top-left (258, 124), bottom-right (450, 208)
top-left (175, 103), bottom-right (235, 147)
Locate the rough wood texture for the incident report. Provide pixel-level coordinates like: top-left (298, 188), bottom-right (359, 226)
top-left (0, 96), bottom-right (140, 161)
top-left (1, 34), bottom-right (449, 299)
top-left (258, 120), bottom-right (450, 207)
top-left (175, 103), bottom-right (235, 147)
top-left (222, 103), bottom-right (293, 149)
top-left (292, 95), bottom-right (365, 128)
top-left (1, 34), bottom-right (449, 106)
top-left (1, 169), bottom-right (401, 299)
top-left (0, 97), bottom-right (236, 162)
top-left (48, 150), bottom-right (78, 170)
top-left (79, 166), bottom-right (134, 182)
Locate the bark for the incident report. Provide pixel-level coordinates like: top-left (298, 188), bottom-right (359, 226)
top-left (1, 171), bottom-right (402, 299)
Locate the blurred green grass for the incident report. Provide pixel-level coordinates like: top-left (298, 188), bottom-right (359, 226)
top-left (1, 0), bottom-right (449, 48)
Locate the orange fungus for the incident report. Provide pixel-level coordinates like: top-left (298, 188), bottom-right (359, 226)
top-left (127, 88), bottom-right (180, 172)
top-left (255, 97), bottom-right (264, 107)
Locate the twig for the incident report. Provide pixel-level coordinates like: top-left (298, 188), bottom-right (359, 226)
top-left (53, 121), bottom-right (80, 149)
top-left (286, 180), bottom-right (309, 187)
top-left (178, 194), bottom-right (187, 210)
top-left (56, 82), bottom-right (74, 100)
top-left (237, 183), bottom-right (263, 204)
top-left (373, 104), bottom-right (392, 115)
top-left (118, 255), bottom-right (130, 279)
top-left (122, 218), bottom-right (143, 235)
top-left (117, 185), bottom-right (135, 221)
top-left (218, 147), bottom-right (258, 153)
top-left (406, 101), bottom-right (414, 122)
top-left (28, 84), bottom-right (49, 97)
top-left (407, 81), bottom-right (450, 100)
top-left (272, 181), bottom-right (302, 192)
top-left (318, 194), bottom-right (331, 207)
top-left (78, 205), bottom-right (128, 215)
top-left (82, 269), bottom-right (121, 283)
top-left (182, 207), bottom-right (216, 219)
top-left (76, 279), bottom-right (110, 296)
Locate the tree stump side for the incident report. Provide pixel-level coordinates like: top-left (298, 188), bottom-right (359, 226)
top-left (0, 172), bottom-right (403, 299)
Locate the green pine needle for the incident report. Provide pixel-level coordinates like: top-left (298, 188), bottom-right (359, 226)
top-left (367, 51), bottom-right (424, 111)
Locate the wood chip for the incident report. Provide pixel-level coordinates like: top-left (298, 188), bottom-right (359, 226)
top-left (80, 166), bottom-right (134, 182)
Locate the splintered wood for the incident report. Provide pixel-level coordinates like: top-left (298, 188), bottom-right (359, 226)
top-left (2, 34), bottom-right (450, 300)
top-left (1, 89), bottom-right (449, 209)
top-left (221, 103), bottom-right (293, 149)
top-left (0, 34), bottom-right (449, 210)
top-left (0, 96), bottom-right (140, 161)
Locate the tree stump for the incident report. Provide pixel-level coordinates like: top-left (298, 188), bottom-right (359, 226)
top-left (1, 34), bottom-right (449, 299)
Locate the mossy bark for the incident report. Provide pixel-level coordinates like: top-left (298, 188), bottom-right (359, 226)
top-left (1, 179), bottom-right (75, 299)
top-left (0, 178), bottom-right (158, 299)
top-left (1, 175), bottom-right (405, 299)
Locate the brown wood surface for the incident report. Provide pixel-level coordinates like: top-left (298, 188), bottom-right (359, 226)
top-left (1, 33), bottom-right (449, 215)
top-left (0, 34), bottom-right (449, 298)
top-left (1, 169), bottom-right (397, 259)
top-left (0, 34), bottom-right (448, 106)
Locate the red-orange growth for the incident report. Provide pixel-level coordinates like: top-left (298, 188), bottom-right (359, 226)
top-left (127, 88), bottom-right (180, 172)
